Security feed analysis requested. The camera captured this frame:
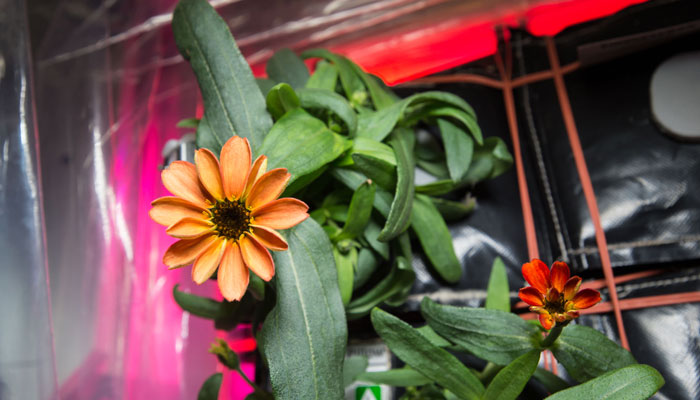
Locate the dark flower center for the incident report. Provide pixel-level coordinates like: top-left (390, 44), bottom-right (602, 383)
top-left (210, 199), bottom-right (251, 240)
top-left (545, 294), bottom-right (567, 314)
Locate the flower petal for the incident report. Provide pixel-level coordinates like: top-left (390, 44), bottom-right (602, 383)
top-left (539, 313), bottom-right (555, 330)
top-left (251, 198), bottom-right (309, 230)
top-left (163, 235), bottom-right (217, 269)
top-left (571, 289), bottom-right (601, 310)
top-left (220, 136), bottom-right (252, 200)
top-left (218, 242), bottom-right (249, 301)
top-left (546, 287), bottom-right (561, 303)
top-left (563, 276), bottom-right (582, 300)
top-left (550, 261), bottom-right (570, 292)
top-left (245, 168), bottom-right (291, 210)
top-left (239, 233), bottom-right (275, 281)
top-left (518, 287), bottom-right (544, 306)
top-left (192, 238), bottom-right (226, 284)
top-left (251, 225), bottom-right (288, 251)
top-left (522, 259), bottom-right (550, 293)
top-left (150, 196), bottom-right (208, 226)
top-left (195, 148), bottom-right (225, 201)
top-left (161, 161), bottom-right (210, 208)
top-left (242, 155), bottom-right (268, 199)
top-left (166, 217), bottom-right (215, 239)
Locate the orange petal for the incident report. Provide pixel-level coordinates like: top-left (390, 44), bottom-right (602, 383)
top-left (251, 198), bottom-right (309, 230)
top-left (161, 161), bottom-right (210, 209)
top-left (522, 259), bottom-right (550, 293)
top-left (220, 136), bottom-right (251, 200)
top-left (571, 289), bottom-right (601, 310)
top-left (166, 217), bottom-right (215, 239)
top-left (218, 242), bottom-right (249, 301)
top-left (192, 238), bottom-right (226, 284)
top-left (518, 287), bottom-right (544, 306)
top-left (546, 287), bottom-right (561, 303)
top-left (243, 155), bottom-right (268, 199)
top-left (195, 148), bottom-right (225, 201)
top-left (539, 313), bottom-right (555, 330)
top-left (251, 225), bottom-right (288, 251)
top-left (163, 235), bottom-right (217, 269)
top-left (150, 197), bottom-right (208, 226)
top-left (245, 168), bottom-right (291, 210)
top-left (550, 261), bottom-right (570, 292)
top-left (239, 233), bottom-right (275, 281)
top-left (566, 310), bottom-right (580, 320)
top-left (563, 276), bottom-right (582, 300)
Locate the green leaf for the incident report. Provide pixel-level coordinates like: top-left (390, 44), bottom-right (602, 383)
top-left (298, 88), bottom-right (357, 135)
top-left (259, 108), bottom-right (347, 188)
top-left (172, 284), bottom-right (231, 319)
top-left (378, 129), bottom-right (415, 241)
top-left (256, 78), bottom-right (276, 97)
top-left (415, 179), bottom-right (459, 196)
top-left (302, 49), bottom-right (367, 107)
top-left (463, 137), bottom-right (513, 184)
top-left (551, 324), bottom-right (637, 383)
top-left (266, 83), bottom-right (300, 120)
top-left (259, 219), bottom-right (347, 399)
top-left (173, 0), bottom-right (272, 152)
top-left (346, 256), bottom-right (414, 319)
top-left (431, 197), bottom-right (475, 222)
top-left (370, 308), bottom-right (485, 400)
top-left (485, 257), bottom-right (510, 312)
top-left (352, 137), bottom-right (397, 165)
top-left (197, 373), bottom-right (223, 400)
top-left (356, 91), bottom-right (477, 143)
top-left (245, 391), bottom-right (275, 400)
top-left (438, 118), bottom-right (474, 182)
top-left (421, 297), bottom-right (541, 365)
top-left (332, 168), bottom-right (393, 216)
top-left (354, 247), bottom-right (380, 288)
top-left (177, 117), bottom-right (200, 128)
top-left (532, 368), bottom-right (570, 394)
top-left (343, 355), bottom-right (368, 387)
top-left (305, 60), bottom-right (338, 91)
top-left (410, 194), bottom-right (461, 283)
top-left (356, 101), bottom-right (405, 141)
top-left (484, 350), bottom-right (540, 400)
top-left (266, 48), bottom-right (309, 89)
top-left (349, 62), bottom-right (397, 109)
top-left (333, 246), bottom-right (356, 306)
top-left (357, 367), bottom-right (433, 387)
top-left (416, 325), bottom-right (452, 348)
top-left (336, 180), bottom-right (375, 241)
top-left (363, 219), bottom-right (390, 260)
top-left (352, 153), bottom-right (397, 191)
top-left (410, 106), bottom-right (482, 145)
top-left (544, 365), bottom-right (664, 400)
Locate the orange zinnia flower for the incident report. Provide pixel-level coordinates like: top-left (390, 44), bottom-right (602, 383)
top-left (150, 136), bottom-right (309, 301)
top-left (518, 259), bottom-right (601, 330)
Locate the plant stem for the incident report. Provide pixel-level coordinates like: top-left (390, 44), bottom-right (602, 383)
top-left (542, 325), bottom-right (564, 348)
top-left (479, 362), bottom-right (503, 384)
top-left (236, 366), bottom-right (261, 392)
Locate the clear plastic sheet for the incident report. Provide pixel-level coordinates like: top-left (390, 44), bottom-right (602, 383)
top-left (0, 0), bottom-right (58, 399)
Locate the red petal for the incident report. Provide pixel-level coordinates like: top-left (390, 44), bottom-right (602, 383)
top-left (522, 259), bottom-right (550, 293)
top-left (546, 287), bottom-right (561, 303)
top-left (539, 313), bottom-right (555, 330)
top-left (571, 289), bottom-right (601, 309)
top-left (518, 287), bottom-right (544, 306)
top-left (563, 276), bottom-right (582, 300)
top-left (550, 261), bottom-right (570, 292)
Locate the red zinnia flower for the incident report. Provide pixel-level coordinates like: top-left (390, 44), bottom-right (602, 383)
top-left (518, 259), bottom-right (601, 330)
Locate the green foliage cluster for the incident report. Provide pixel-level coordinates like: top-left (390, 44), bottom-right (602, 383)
top-left (168, 1), bottom-right (663, 399)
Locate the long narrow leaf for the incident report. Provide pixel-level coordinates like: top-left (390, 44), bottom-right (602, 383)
top-left (173, 0), bottom-right (272, 152)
